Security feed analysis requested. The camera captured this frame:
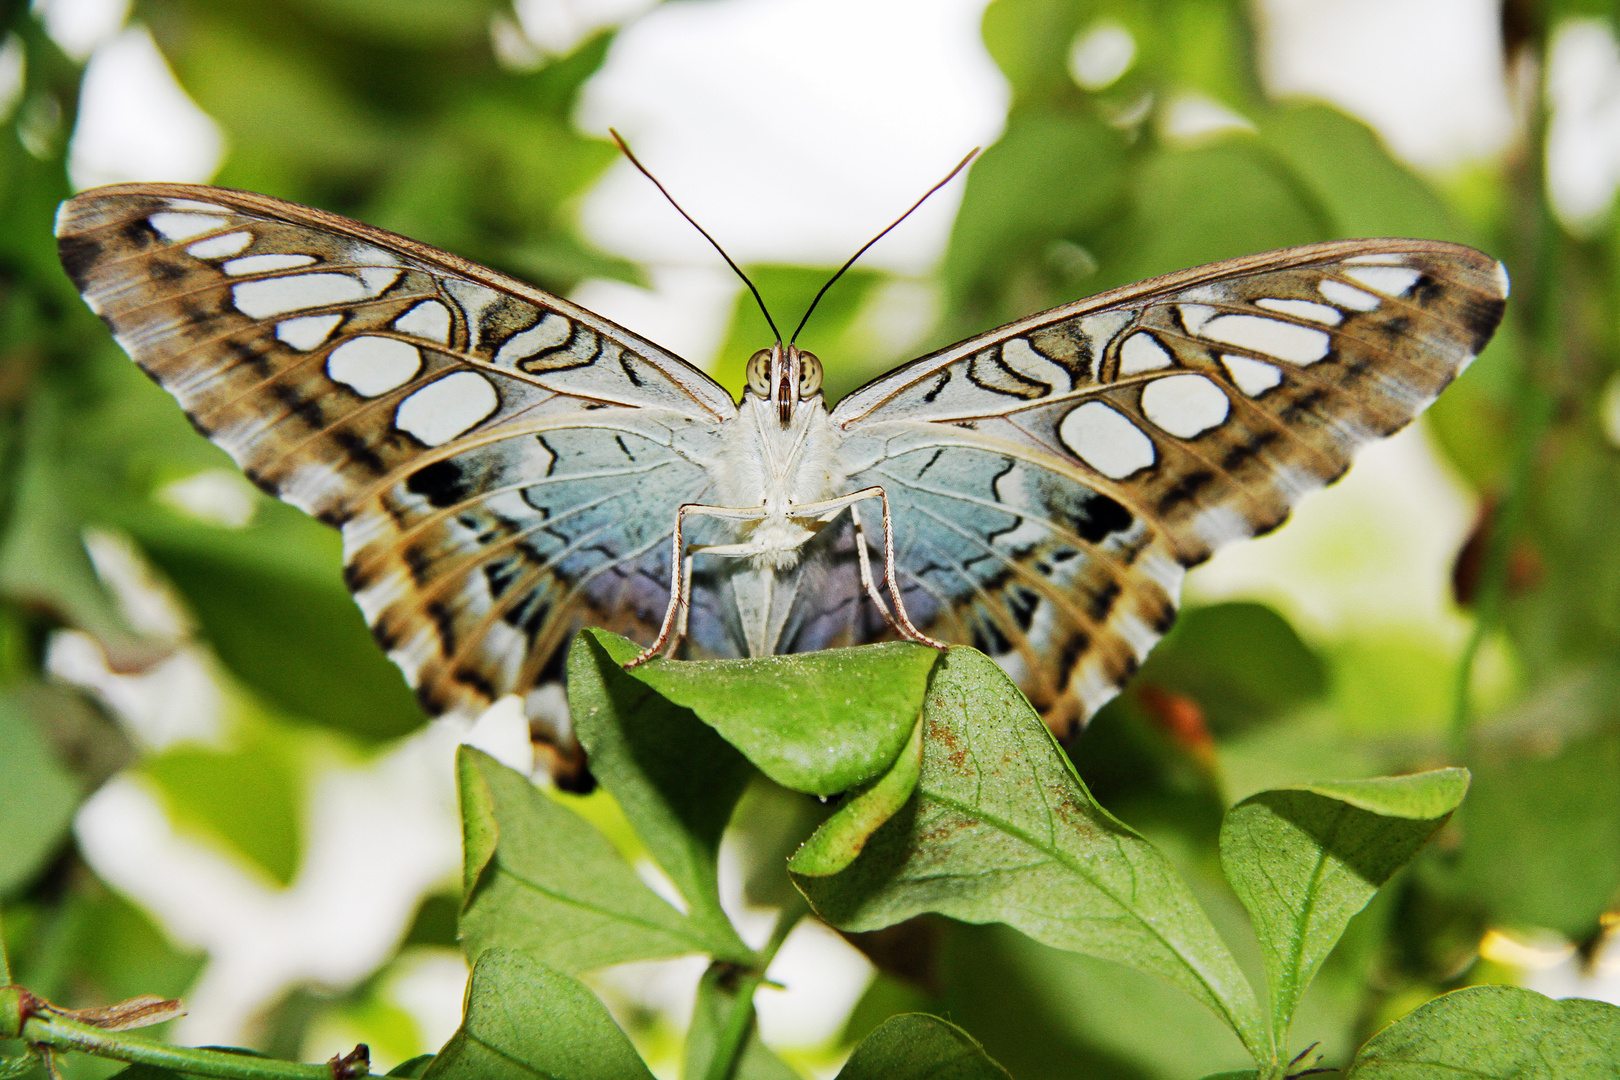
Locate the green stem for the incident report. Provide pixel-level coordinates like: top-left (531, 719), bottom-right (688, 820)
top-left (0, 906), bottom-right (9, 986)
top-left (20, 1013), bottom-right (353, 1078)
top-left (701, 898), bottom-right (807, 1080)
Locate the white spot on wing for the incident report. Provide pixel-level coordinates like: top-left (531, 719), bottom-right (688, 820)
top-left (1494, 261), bottom-right (1511, 298)
top-left (1140, 373), bottom-right (1229, 437)
top-left (1176, 304), bottom-right (1217, 334)
top-left (1318, 279), bottom-right (1380, 311)
top-left (1118, 331), bottom-right (1173, 374)
top-left (187, 231), bottom-right (253, 258)
top-left (276, 314), bottom-right (343, 351)
top-left (495, 313), bottom-right (572, 364)
top-left (1343, 265), bottom-right (1421, 296)
top-left (444, 280), bottom-right (501, 349)
top-left (394, 300), bottom-right (452, 344)
top-left (233, 273), bottom-right (365, 317)
top-left (1195, 314), bottom-right (1331, 365)
top-left (223, 253), bottom-right (316, 276)
top-left (327, 336), bottom-right (422, 397)
top-left (1000, 337), bottom-right (1069, 390)
top-left (1076, 310), bottom-right (1133, 352)
top-left (395, 371), bottom-right (499, 446)
top-left (149, 212), bottom-right (228, 241)
top-left (1255, 297), bottom-right (1343, 325)
top-left (357, 266), bottom-right (402, 293)
top-left (1058, 401), bottom-right (1156, 478)
top-left (1220, 354), bottom-right (1283, 396)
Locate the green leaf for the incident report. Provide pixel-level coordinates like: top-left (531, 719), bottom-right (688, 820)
top-left (790, 716), bottom-right (922, 877)
top-left (681, 964), bottom-right (801, 1080)
top-left (942, 110), bottom-right (1128, 321)
top-left (979, 0), bottom-right (1086, 104)
top-left (423, 950), bottom-right (655, 1080)
top-left (794, 648), bottom-right (1268, 1059)
top-left (387, 1056), bottom-right (435, 1078)
top-left (141, 731), bottom-right (304, 888)
top-left (597, 631), bottom-right (939, 797)
top-left (1459, 671), bottom-right (1620, 937)
top-left (1256, 103), bottom-right (1458, 242)
top-left (1346, 985), bottom-right (1620, 1078)
top-left (933, 923), bottom-right (1253, 1080)
top-left (128, 506), bottom-right (427, 743)
top-left (455, 748), bottom-right (749, 971)
top-left (0, 687), bottom-right (82, 894)
top-left (1219, 769), bottom-right (1469, 1048)
top-left (287, 0), bottom-right (502, 45)
top-left (1130, 602), bottom-right (1328, 736)
top-left (1097, 138), bottom-right (1326, 293)
top-left (567, 632), bottom-right (755, 952)
top-left (0, 390), bottom-right (154, 669)
top-left (836, 1013), bottom-right (1011, 1080)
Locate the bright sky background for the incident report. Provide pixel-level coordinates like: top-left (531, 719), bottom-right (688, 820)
top-left (26, 0), bottom-right (1620, 1067)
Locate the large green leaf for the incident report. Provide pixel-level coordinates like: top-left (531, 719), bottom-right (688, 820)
top-left (423, 950), bottom-right (655, 1080)
top-left (836, 1013), bottom-right (1011, 1080)
top-left (567, 632), bottom-right (755, 952)
top-left (456, 748), bottom-right (748, 971)
top-left (1346, 985), bottom-right (1620, 1078)
top-left (141, 730), bottom-right (304, 889)
top-left (0, 687), bottom-right (82, 895)
top-left (1127, 601), bottom-right (1328, 736)
top-left (0, 390), bottom-right (154, 669)
top-left (1256, 103), bottom-right (1458, 242)
top-left (790, 717), bottom-right (922, 878)
top-left (127, 506), bottom-right (427, 744)
top-left (1219, 770), bottom-right (1468, 1048)
top-left (1096, 137), bottom-right (1326, 292)
top-left (931, 922), bottom-right (1254, 1080)
top-left (1459, 669), bottom-right (1620, 937)
top-left (942, 110), bottom-right (1128, 322)
top-left (794, 648), bottom-right (1268, 1059)
top-left (600, 631), bottom-right (939, 797)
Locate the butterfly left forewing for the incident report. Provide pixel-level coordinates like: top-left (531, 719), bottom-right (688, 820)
top-left (832, 239), bottom-right (1508, 735)
top-left (58, 184), bottom-right (734, 784)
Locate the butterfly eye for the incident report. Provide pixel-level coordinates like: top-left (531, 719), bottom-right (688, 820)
top-left (798, 351), bottom-right (822, 396)
top-left (746, 349), bottom-right (772, 396)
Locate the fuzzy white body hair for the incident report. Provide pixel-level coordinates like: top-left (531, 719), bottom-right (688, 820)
top-left (710, 393), bottom-right (846, 571)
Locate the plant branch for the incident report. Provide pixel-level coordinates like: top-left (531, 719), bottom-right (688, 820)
top-left (701, 897), bottom-right (808, 1080)
top-left (2, 986), bottom-right (367, 1079)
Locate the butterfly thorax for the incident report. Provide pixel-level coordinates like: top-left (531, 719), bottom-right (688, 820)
top-left (715, 389), bottom-right (845, 571)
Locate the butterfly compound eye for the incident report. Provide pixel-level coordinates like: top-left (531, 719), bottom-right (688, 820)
top-left (798, 351), bottom-right (822, 396)
top-left (746, 349), bottom-right (771, 396)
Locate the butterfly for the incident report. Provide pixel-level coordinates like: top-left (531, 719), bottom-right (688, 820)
top-left (56, 182), bottom-right (1508, 788)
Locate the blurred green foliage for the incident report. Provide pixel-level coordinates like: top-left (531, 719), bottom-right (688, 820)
top-left (2, 0), bottom-right (1620, 1076)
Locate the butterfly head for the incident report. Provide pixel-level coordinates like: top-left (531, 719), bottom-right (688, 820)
top-left (746, 343), bottom-right (823, 427)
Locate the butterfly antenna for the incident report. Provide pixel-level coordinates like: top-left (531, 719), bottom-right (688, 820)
top-left (790, 147), bottom-right (979, 346)
top-left (610, 128), bottom-right (783, 343)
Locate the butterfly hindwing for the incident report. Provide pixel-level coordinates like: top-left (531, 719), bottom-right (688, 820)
top-left (57, 183), bottom-right (734, 784)
top-left (830, 240), bottom-right (1508, 734)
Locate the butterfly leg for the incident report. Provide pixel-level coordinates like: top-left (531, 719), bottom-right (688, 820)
top-left (628, 501), bottom-right (769, 668)
top-left (792, 487), bottom-right (947, 652)
top-left (847, 501), bottom-right (901, 634)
